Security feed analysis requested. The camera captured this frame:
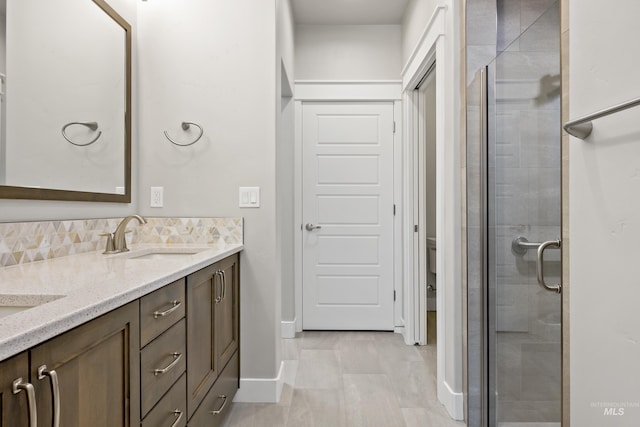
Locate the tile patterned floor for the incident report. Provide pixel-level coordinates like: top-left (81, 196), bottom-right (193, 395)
top-left (222, 331), bottom-right (465, 427)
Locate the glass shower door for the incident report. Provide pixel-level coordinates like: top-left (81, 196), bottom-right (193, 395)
top-left (486, 2), bottom-right (562, 426)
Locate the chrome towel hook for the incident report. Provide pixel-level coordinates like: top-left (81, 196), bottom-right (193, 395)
top-left (164, 121), bottom-right (204, 146)
top-left (61, 121), bottom-right (102, 146)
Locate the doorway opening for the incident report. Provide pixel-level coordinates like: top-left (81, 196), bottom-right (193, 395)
top-left (415, 64), bottom-right (437, 346)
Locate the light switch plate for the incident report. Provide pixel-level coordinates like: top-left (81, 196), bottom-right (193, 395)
top-left (239, 187), bottom-right (260, 208)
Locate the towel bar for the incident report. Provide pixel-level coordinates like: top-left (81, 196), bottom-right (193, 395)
top-left (563, 96), bottom-right (640, 139)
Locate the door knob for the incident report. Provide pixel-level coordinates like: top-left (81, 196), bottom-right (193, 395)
top-left (305, 223), bottom-right (322, 231)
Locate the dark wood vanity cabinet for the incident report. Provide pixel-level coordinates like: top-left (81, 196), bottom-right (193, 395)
top-left (31, 302), bottom-right (140, 427)
top-left (0, 302), bottom-right (140, 427)
top-left (0, 353), bottom-right (31, 426)
top-left (0, 253), bottom-right (239, 427)
top-left (187, 254), bottom-right (240, 424)
top-left (141, 253), bottom-right (240, 426)
top-left (139, 278), bottom-right (187, 426)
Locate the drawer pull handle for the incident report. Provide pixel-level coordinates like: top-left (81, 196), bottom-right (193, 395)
top-left (12, 377), bottom-right (37, 427)
top-left (170, 409), bottom-right (184, 427)
top-left (153, 352), bottom-right (183, 376)
top-left (209, 395), bottom-right (228, 415)
top-left (153, 300), bottom-right (181, 319)
top-left (221, 271), bottom-right (227, 302)
top-left (38, 365), bottom-right (61, 427)
top-left (215, 271), bottom-right (223, 303)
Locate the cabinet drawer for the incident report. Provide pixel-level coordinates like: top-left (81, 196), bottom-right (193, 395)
top-left (142, 374), bottom-right (187, 427)
top-left (140, 278), bottom-right (185, 347)
top-left (141, 319), bottom-right (186, 416)
top-left (188, 351), bottom-right (238, 427)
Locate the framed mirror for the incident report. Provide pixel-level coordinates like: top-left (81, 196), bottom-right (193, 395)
top-left (0, 0), bottom-right (131, 202)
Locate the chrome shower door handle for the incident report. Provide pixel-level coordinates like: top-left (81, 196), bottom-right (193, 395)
top-left (305, 223), bottom-right (322, 231)
top-left (536, 239), bottom-right (562, 293)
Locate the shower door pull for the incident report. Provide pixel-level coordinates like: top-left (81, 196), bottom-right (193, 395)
top-left (536, 240), bottom-right (561, 293)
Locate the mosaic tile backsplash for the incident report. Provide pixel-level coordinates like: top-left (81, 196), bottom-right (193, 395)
top-left (0, 217), bottom-right (243, 267)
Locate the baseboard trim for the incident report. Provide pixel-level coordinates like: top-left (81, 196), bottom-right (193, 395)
top-left (233, 361), bottom-right (284, 403)
top-left (440, 380), bottom-right (464, 421)
top-left (281, 318), bottom-right (297, 339)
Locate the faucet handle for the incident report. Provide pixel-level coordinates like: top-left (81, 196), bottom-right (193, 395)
top-left (100, 232), bottom-right (117, 254)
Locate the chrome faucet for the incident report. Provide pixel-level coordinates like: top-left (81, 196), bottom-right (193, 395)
top-left (112, 214), bottom-right (147, 253)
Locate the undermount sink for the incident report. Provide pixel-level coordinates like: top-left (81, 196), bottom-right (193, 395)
top-left (0, 294), bottom-right (65, 319)
top-left (116, 247), bottom-right (211, 260)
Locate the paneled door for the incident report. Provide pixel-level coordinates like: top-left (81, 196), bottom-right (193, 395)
top-left (302, 102), bottom-right (395, 330)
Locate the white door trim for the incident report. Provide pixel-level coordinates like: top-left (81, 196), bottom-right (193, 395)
top-left (294, 81), bottom-right (403, 333)
top-left (401, 4), bottom-right (464, 420)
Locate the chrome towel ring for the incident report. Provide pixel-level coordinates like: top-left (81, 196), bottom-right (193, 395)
top-left (61, 121), bottom-right (102, 146)
top-left (164, 121), bottom-right (204, 146)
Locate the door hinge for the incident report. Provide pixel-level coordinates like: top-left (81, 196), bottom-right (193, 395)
top-left (393, 290), bottom-right (396, 301)
top-left (393, 121), bottom-right (396, 133)
top-left (414, 224), bottom-right (418, 232)
top-left (393, 204), bottom-right (396, 216)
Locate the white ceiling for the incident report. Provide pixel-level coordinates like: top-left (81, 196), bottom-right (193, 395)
top-left (292, 0), bottom-right (410, 25)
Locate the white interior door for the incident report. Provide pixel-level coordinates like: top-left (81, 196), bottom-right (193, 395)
top-left (302, 102), bottom-right (395, 330)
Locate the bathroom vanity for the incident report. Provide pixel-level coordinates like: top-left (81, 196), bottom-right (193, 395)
top-left (0, 244), bottom-right (242, 427)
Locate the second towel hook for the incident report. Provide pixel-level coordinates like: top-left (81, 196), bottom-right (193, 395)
top-left (164, 121), bottom-right (204, 146)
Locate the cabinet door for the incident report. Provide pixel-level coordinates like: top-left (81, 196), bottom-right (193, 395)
top-left (30, 302), bottom-right (140, 427)
top-left (0, 353), bottom-right (31, 426)
top-left (186, 264), bottom-right (218, 419)
top-left (215, 254), bottom-right (239, 371)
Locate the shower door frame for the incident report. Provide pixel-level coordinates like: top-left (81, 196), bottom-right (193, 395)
top-left (478, 10), bottom-right (564, 426)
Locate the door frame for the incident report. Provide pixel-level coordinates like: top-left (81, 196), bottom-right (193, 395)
top-left (293, 80), bottom-right (404, 333)
top-left (401, 5), bottom-right (464, 419)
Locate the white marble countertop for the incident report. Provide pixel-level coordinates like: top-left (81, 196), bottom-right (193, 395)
top-left (0, 243), bottom-right (243, 361)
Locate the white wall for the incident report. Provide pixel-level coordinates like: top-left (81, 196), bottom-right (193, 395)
top-left (295, 25), bottom-right (402, 80)
top-left (137, 0), bottom-right (281, 395)
top-left (0, 0), bottom-right (137, 222)
top-left (0, 8), bottom-right (6, 185)
top-left (277, 0), bottom-right (296, 325)
top-left (569, 0), bottom-right (640, 425)
top-left (402, 0), bottom-right (439, 66)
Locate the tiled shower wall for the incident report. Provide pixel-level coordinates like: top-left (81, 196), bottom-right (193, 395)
top-left (0, 217), bottom-right (243, 267)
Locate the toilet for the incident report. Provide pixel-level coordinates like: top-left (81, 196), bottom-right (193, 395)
top-left (427, 237), bottom-right (437, 311)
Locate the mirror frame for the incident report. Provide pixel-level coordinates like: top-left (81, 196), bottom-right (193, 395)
top-left (0, 0), bottom-right (132, 203)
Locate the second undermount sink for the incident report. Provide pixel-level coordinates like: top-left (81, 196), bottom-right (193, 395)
top-left (0, 294), bottom-right (65, 319)
top-left (118, 247), bottom-right (211, 260)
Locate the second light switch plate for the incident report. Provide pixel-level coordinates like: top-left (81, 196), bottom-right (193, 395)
top-left (239, 187), bottom-right (260, 208)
